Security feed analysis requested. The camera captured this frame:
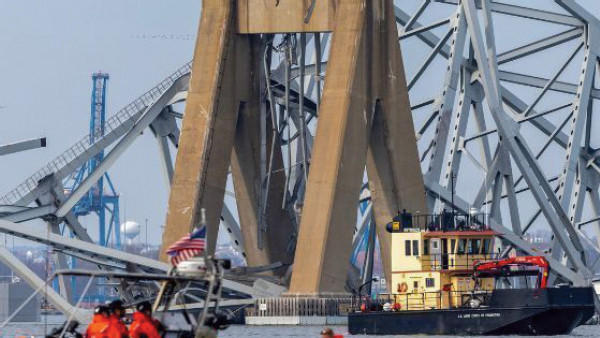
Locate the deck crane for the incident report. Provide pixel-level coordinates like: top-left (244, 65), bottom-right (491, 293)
top-left (474, 256), bottom-right (550, 289)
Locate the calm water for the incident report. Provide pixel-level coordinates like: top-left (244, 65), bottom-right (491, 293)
top-left (220, 325), bottom-right (600, 337)
top-left (2, 322), bottom-right (599, 338)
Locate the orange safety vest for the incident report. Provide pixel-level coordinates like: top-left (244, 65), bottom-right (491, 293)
top-left (106, 315), bottom-right (129, 338)
top-left (129, 312), bottom-right (161, 338)
top-left (86, 314), bottom-right (110, 338)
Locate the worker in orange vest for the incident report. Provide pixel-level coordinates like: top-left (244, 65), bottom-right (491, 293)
top-left (86, 306), bottom-right (110, 338)
top-left (320, 328), bottom-right (344, 338)
top-left (107, 300), bottom-right (129, 338)
top-left (129, 301), bottom-right (161, 338)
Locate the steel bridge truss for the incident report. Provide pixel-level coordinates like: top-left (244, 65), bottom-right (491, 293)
top-left (397, 0), bottom-right (600, 285)
top-left (0, 57), bottom-right (303, 314)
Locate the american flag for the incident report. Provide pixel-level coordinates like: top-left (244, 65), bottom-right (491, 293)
top-left (166, 226), bottom-right (206, 266)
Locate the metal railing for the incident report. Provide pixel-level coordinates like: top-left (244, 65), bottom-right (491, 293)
top-left (0, 62), bottom-right (192, 206)
top-left (421, 253), bottom-right (500, 270)
top-left (246, 297), bottom-right (353, 317)
top-left (351, 290), bottom-right (493, 312)
top-left (392, 211), bottom-right (491, 232)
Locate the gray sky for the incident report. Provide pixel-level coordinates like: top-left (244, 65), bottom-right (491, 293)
top-left (0, 1), bottom-right (200, 244)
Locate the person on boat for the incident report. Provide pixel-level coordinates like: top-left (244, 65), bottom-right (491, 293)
top-left (86, 306), bottom-right (110, 338)
top-left (129, 301), bottom-right (161, 338)
top-left (320, 328), bottom-right (343, 338)
top-left (107, 300), bottom-right (129, 338)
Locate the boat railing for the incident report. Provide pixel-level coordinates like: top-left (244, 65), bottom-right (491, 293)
top-left (391, 211), bottom-right (491, 232)
top-left (351, 290), bottom-right (493, 312)
top-left (421, 252), bottom-right (501, 270)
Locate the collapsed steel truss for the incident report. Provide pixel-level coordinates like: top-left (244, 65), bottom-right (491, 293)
top-left (399, 0), bottom-right (600, 286)
top-left (0, 0), bottom-right (599, 316)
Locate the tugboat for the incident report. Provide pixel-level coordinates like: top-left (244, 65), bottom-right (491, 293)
top-left (348, 211), bottom-right (596, 335)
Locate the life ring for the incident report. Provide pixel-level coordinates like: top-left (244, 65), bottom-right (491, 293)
top-left (397, 282), bottom-right (408, 293)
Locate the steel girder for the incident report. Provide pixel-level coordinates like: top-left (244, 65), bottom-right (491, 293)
top-left (0, 247), bottom-right (91, 323)
top-left (465, 0), bottom-right (588, 276)
top-left (0, 56), bottom-right (306, 280)
top-left (54, 75), bottom-right (189, 217)
top-left (396, 0), bottom-right (600, 284)
top-left (425, 180), bottom-right (585, 285)
top-left (1, 63), bottom-right (192, 207)
top-left (0, 218), bottom-right (269, 298)
top-left (0, 66), bottom-right (260, 315)
top-left (0, 138), bottom-right (46, 157)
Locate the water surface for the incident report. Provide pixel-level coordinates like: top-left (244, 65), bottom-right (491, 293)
top-left (4, 319), bottom-right (598, 337)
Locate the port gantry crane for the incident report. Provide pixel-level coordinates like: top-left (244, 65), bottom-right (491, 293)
top-left (59, 73), bottom-right (121, 302)
top-left (65, 73), bottom-right (120, 250)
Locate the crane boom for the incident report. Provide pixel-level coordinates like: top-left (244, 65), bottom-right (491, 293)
top-left (473, 256), bottom-right (549, 288)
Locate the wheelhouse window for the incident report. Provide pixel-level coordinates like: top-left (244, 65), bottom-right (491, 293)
top-left (457, 239), bottom-right (467, 254)
top-left (405, 240), bottom-right (411, 256)
top-left (426, 278), bottom-right (435, 288)
top-left (450, 239), bottom-right (456, 254)
top-left (424, 239), bottom-right (429, 255)
top-left (475, 239), bottom-right (482, 253)
top-left (412, 240), bottom-right (419, 256)
top-left (482, 238), bottom-right (491, 254)
top-left (469, 239), bottom-right (482, 254)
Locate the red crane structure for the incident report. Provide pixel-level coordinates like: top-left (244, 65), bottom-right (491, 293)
top-left (473, 256), bottom-right (550, 289)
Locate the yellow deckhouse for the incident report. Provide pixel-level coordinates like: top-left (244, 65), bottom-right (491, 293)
top-left (386, 212), bottom-right (497, 310)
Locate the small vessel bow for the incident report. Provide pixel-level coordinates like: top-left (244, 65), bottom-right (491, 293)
top-left (51, 256), bottom-right (235, 337)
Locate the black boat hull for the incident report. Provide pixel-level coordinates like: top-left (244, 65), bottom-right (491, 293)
top-left (348, 287), bottom-right (596, 335)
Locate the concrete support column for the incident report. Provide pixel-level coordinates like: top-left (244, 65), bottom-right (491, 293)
top-left (290, 0), bottom-right (426, 294)
top-left (366, 0), bottom-right (427, 290)
top-left (161, 0), bottom-right (245, 257)
top-left (290, 0), bottom-right (372, 294)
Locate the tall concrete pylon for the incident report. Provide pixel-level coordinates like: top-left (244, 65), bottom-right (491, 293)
top-left (288, 0), bottom-right (427, 293)
top-left (160, 0), bottom-right (296, 274)
top-left (161, 0), bottom-right (426, 291)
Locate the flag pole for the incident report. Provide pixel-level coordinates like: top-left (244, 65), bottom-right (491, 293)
top-left (201, 208), bottom-right (208, 259)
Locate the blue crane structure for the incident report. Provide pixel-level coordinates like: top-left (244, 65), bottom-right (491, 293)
top-left (66, 73), bottom-right (121, 249)
top-left (60, 73), bottom-right (121, 302)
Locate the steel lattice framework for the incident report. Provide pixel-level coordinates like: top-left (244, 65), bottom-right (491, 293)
top-left (397, 0), bottom-right (600, 286)
top-left (0, 0), bottom-right (599, 318)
